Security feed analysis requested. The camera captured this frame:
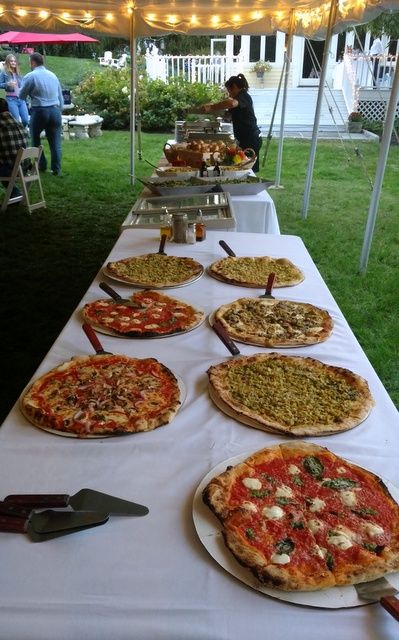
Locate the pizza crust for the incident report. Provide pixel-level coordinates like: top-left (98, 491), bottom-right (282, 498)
top-left (208, 353), bottom-right (374, 437)
top-left (214, 298), bottom-right (333, 347)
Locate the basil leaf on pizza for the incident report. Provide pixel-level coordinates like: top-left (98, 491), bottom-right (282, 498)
top-left (20, 354), bottom-right (182, 437)
top-left (213, 298), bottom-right (333, 347)
top-left (208, 256), bottom-right (304, 288)
top-left (207, 353), bottom-right (374, 436)
top-left (202, 442), bottom-right (399, 591)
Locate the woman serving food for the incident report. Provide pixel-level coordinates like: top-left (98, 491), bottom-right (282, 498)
top-left (199, 74), bottom-right (262, 172)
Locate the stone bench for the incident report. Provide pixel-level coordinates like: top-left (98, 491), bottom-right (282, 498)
top-left (63, 115), bottom-right (104, 139)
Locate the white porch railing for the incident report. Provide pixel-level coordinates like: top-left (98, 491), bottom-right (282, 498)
top-left (145, 49), bottom-right (244, 84)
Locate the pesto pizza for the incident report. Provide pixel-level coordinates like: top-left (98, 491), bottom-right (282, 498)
top-left (21, 354), bottom-right (182, 437)
top-left (208, 256), bottom-right (304, 288)
top-left (203, 442), bottom-right (399, 591)
top-left (213, 298), bottom-right (333, 347)
top-left (207, 353), bottom-right (374, 436)
top-left (104, 254), bottom-right (203, 288)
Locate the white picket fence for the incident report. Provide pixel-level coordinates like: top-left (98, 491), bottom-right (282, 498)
top-left (145, 49), bottom-right (243, 84)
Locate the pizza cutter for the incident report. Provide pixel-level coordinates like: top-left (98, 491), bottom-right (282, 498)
top-left (259, 273), bottom-right (276, 298)
top-left (82, 323), bottom-right (113, 355)
top-left (99, 281), bottom-right (141, 308)
top-left (219, 240), bottom-right (236, 257)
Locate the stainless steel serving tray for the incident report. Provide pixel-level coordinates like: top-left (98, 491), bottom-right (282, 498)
top-left (122, 192), bottom-right (236, 230)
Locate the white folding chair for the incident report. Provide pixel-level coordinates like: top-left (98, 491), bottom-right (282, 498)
top-left (99, 51), bottom-right (113, 66)
top-left (0, 146), bottom-right (46, 213)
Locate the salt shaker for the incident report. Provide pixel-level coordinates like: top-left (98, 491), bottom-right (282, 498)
top-left (186, 222), bottom-right (196, 244)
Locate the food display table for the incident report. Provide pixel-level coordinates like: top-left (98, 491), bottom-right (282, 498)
top-left (0, 229), bottom-right (398, 640)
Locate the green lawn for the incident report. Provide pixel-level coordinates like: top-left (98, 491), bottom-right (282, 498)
top-left (0, 131), bottom-right (398, 424)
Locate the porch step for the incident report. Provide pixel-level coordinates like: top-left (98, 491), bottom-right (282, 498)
top-left (251, 87), bottom-right (349, 129)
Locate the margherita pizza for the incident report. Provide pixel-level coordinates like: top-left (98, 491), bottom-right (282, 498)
top-left (208, 256), bottom-right (304, 288)
top-left (203, 442), bottom-right (399, 591)
top-left (207, 353), bottom-right (374, 436)
top-left (21, 354), bottom-right (182, 437)
top-left (214, 298), bottom-right (333, 347)
top-left (82, 290), bottom-right (205, 338)
top-left (105, 254), bottom-right (203, 288)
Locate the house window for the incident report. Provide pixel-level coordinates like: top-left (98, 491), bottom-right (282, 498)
top-left (250, 36), bottom-right (261, 62)
top-left (265, 35), bottom-right (276, 63)
top-left (336, 33), bottom-right (346, 61)
top-left (233, 36), bottom-right (241, 56)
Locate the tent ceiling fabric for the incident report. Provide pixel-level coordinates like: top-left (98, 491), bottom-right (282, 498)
top-left (0, 2), bottom-right (398, 39)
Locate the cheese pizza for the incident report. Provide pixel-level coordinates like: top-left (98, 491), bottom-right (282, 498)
top-left (83, 290), bottom-right (205, 338)
top-left (203, 442), bottom-right (399, 591)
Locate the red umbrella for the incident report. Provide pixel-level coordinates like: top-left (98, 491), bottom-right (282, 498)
top-left (0, 31), bottom-right (98, 45)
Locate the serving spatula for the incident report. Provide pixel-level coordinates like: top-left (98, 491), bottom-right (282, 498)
top-left (82, 323), bottom-right (112, 355)
top-left (0, 505), bottom-right (109, 542)
top-left (259, 272), bottom-right (276, 298)
top-left (355, 577), bottom-right (399, 621)
top-left (99, 281), bottom-right (141, 308)
top-left (4, 488), bottom-right (149, 517)
top-left (219, 240), bottom-right (236, 257)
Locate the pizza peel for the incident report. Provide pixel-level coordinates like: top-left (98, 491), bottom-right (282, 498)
top-left (355, 578), bottom-right (399, 621)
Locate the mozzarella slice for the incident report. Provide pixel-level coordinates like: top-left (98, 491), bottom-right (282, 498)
top-left (340, 490), bottom-right (357, 507)
top-left (242, 477), bottom-right (262, 491)
top-left (308, 498), bottom-right (325, 513)
top-left (241, 501), bottom-right (258, 513)
top-left (270, 553), bottom-right (291, 565)
top-left (362, 522), bottom-right (384, 537)
top-left (288, 464), bottom-right (300, 475)
top-left (262, 505), bottom-right (285, 520)
top-left (275, 485), bottom-right (294, 499)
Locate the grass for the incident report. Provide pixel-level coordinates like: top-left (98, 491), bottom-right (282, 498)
top-left (0, 132), bottom-right (398, 424)
top-left (17, 53), bottom-right (100, 88)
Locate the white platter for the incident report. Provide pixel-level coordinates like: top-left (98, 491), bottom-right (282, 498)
top-left (193, 451), bottom-right (399, 608)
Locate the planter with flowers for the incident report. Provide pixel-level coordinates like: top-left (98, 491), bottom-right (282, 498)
top-left (250, 60), bottom-right (272, 78)
top-left (347, 111), bottom-right (363, 133)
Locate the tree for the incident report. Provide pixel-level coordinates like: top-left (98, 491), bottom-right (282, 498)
top-left (355, 11), bottom-right (399, 38)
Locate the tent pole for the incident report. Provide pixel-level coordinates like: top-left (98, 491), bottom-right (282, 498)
top-left (301, 0), bottom-right (338, 219)
top-left (129, 10), bottom-right (136, 185)
top-left (359, 57), bottom-right (399, 274)
top-left (273, 13), bottom-right (295, 189)
top-left (261, 56), bottom-right (286, 169)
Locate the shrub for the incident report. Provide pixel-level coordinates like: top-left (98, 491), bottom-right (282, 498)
top-left (348, 111), bottom-right (363, 122)
top-left (75, 69), bottom-right (224, 131)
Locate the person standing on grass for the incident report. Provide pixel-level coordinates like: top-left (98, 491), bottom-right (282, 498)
top-left (19, 52), bottom-right (64, 176)
top-left (0, 54), bottom-right (30, 127)
top-left (0, 97), bottom-right (28, 200)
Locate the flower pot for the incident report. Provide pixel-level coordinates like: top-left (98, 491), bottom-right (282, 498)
top-left (256, 71), bottom-right (265, 78)
top-left (347, 121), bottom-right (363, 133)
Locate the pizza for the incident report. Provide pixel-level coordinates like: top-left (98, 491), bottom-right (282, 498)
top-left (202, 442), bottom-right (399, 591)
top-left (105, 254), bottom-right (203, 287)
top-left (20, 354), bottom-right (182, 437)
top-left (82, 290), bottom-right (205, 338)
top-left (207, 353), bottom-right (374, 436)
top-left (214, 298), bottom-right (333, 347)
top-left (208, 256), bottom-right (304, 288)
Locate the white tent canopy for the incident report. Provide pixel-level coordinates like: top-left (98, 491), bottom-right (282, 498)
top-left (0, 1), bottom-right (398, 39)
top-left (1, 1), bottom-right (398, 272)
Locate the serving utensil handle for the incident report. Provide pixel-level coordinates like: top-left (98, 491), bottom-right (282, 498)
top-left (212, 320), bottom-right (240, 356)
top-left (381, 596), bottom-right (399, 622)
top-left (219, 240), bottom-right (236, 257)
top-left (99, 281), bottom-right (123, 302)
top-left (4, 494), bottom-right (69, 508)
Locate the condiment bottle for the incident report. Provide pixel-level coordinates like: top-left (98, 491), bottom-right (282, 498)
top-left (160, 210), bottom-right (172, 239)
top-left (186, 222), bottom-right (196, 244)
top-left (195, 208), bottom-right (206, 242)
top-left (172, 212), bottom-right (188, 243)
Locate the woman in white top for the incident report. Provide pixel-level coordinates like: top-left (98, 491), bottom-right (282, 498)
top-left (0, 54), bottom-right (29, 126)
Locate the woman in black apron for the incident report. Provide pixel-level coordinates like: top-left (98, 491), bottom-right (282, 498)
top-left (199, 74), bottom-right (262, 172)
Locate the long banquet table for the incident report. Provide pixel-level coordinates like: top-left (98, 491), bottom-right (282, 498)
top-left (0, 229), bottom-right (398, 640)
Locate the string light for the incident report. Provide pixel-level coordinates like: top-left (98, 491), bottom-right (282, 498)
top-left (39, 10), bottom-right (49, 19)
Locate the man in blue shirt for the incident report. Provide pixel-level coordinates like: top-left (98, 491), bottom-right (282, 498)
top-left (20, 53), bottom-right (64, 175)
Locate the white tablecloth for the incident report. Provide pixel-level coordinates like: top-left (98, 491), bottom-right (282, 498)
top-left (0, 230), bottom-right (398, 640)
top-left (232, 190), bottom-right (280, 234)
